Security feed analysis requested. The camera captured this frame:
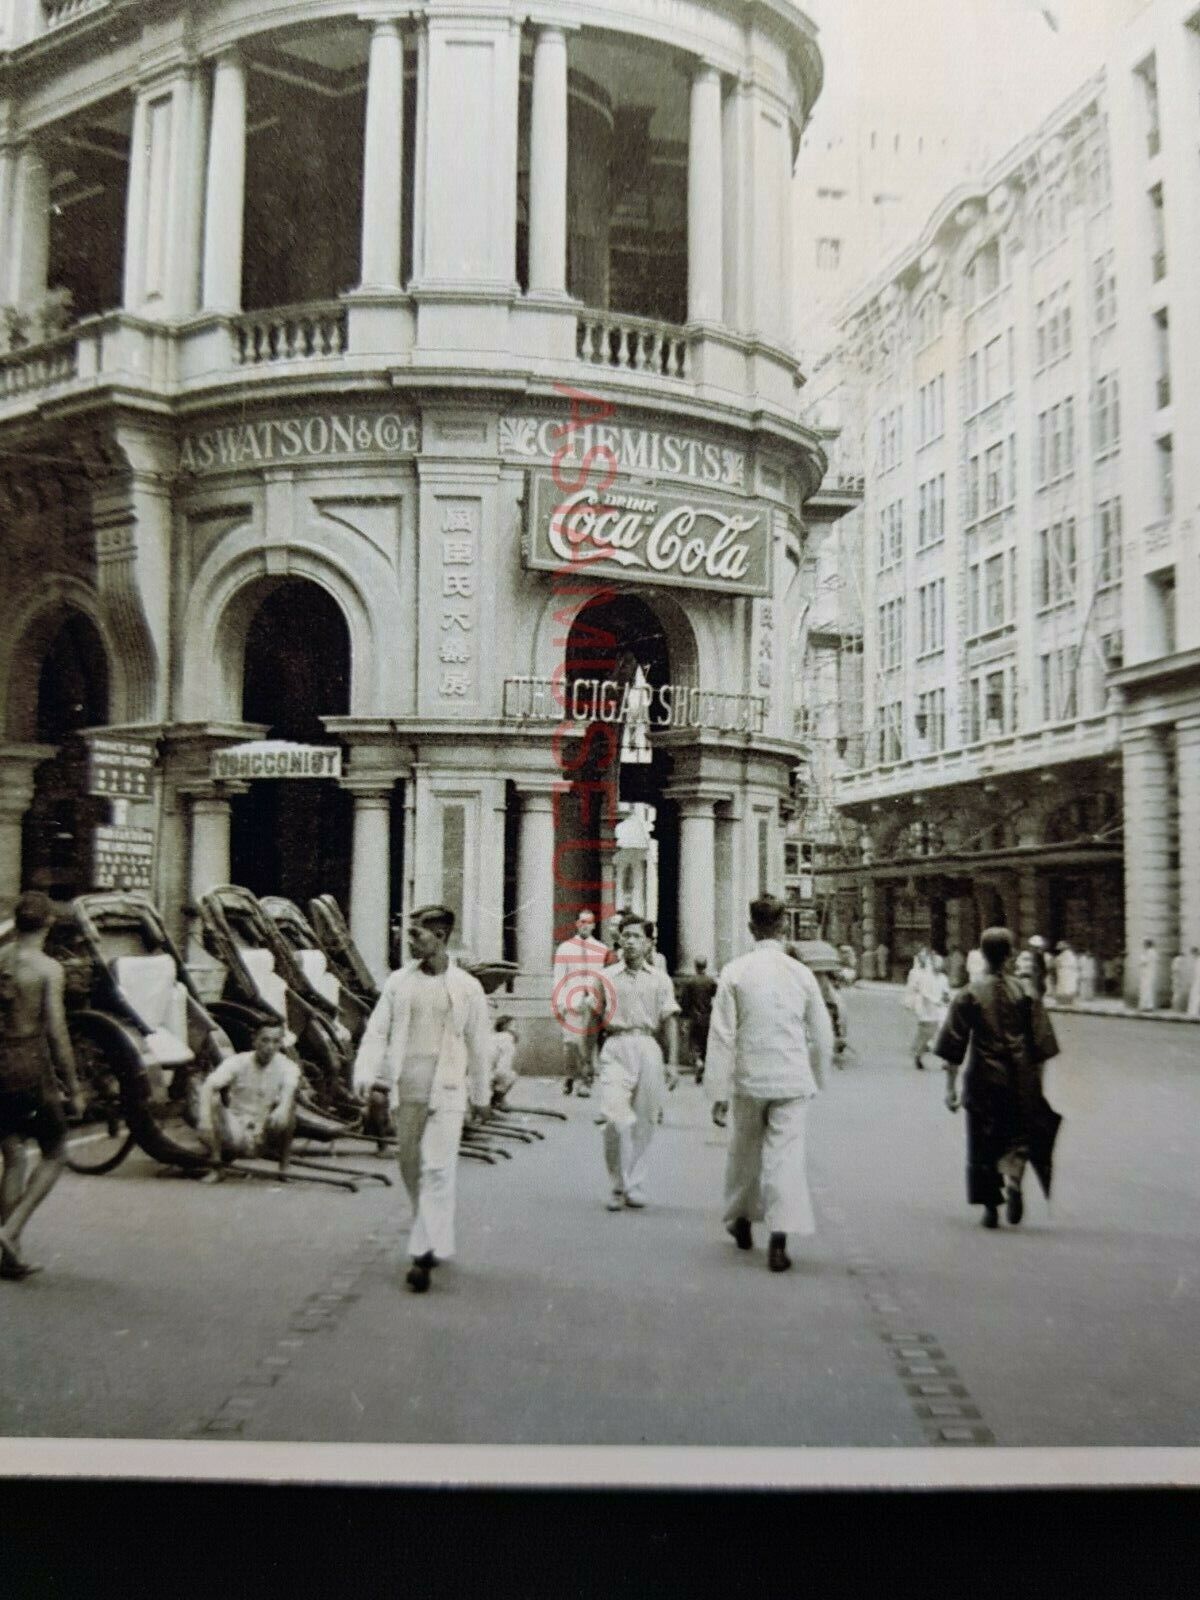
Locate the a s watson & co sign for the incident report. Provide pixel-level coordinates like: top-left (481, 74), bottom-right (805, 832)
top-left (524, 471), bottom-right (772, 597)
top-left (178, 410), bottom-right (419, 475)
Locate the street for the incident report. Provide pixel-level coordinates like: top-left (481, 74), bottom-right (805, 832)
top-left (1, 987), bottom-right (1198, 1449)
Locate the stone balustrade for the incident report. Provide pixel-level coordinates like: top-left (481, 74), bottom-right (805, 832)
top-left (232, 303), bottom-right (349, 366)
top-left (576, 311), bottom-right (689, 379)
top-left (41, 0), bottom-right (107, 31)
top-left (0, 334), bottom-right (77, 399)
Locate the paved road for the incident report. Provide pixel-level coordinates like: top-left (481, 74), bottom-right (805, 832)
top-left (2, 988), bottom-right (1197, 1449)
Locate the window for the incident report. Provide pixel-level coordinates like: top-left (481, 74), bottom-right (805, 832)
top-left (1035, 517), bottom-right (1077, 607)
top-left (1093, 373), bottom-right (1121, 457)
top-left (916, 688), bottom-right (946, 751)
top-left (967, 351), bottom-right (980, 414)
top-left (977, 241), bottom-right (1000, 299)
top-left (878, 598), bottom-right (905, 669)
top-left (984, 554), bottom-right (1005, 629)
top-left (1146, 568), bottom-right (1176, 655)
top-left (917, 579), bottom-right (945, 655)
top-left (984, 335), bottom-right (1005, 404)
top-left (1036, 399), bottom-right (1075, 485)
top-left (1007, 433), bottom-right (1017, 503)
top-left (1087, 141), bottom-right (1111, 208)
top-left (877, 406), bottom-right (903, 471)
top-left (916, 374), bottom-right (945, 445)
top-left (878, 500), bottom-right (904, 569)
top-left (1092, 251), bottom-right (1117, 328)
top-left (984, 442), bottom-right (1004, 513)
top-left (1036, 285), bottom-right (1073, 370)
top-left (1040, 647), bottom-right (1078, 723)
top-left (917, 474), bottom-right (945, 550)
top-left (876, 700), bottom-right (903, 763)
top-left (816, 237), bottom-right (842, 271)
top-left (1097, 498), bottom-right (1122, 588)
top-left (916, 296), bottom-right (943, 346)
top-left (968, 563), bottom-right (980, 635)
top-left (1157, 435), bottom-right (1174, 518)
top-left (966, 455), bottom-right (980, 523)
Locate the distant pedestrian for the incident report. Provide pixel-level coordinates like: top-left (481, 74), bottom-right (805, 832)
top-left (947, 947), bottom-right (967, 989)
top-left (488, 1015), bottom-right (520, 1107)
top-left (1188, 948), bottom-right (1200, 1019)
top-left (935, 926), bottom-right (1062, 1231)
top-left (1078, 949), bottom-right (1097, 1002)
top-left (593, 916), bottom-right (680, 1212)
top-left (644, 921), bottom-right (670, 975)
top-left (707, 895), bottom-right (834, 1274)
top-left (0, 892), bottom-right (84, 1279)
top-left (679, 957), bottom-right (717, 1084)
top-left (553, 908), bottom-right (609, 1097)
top-left (1026, 936), bottom-right (1048, 997)
top-left (1137, 939), bottom-right (1158, 1012)
top-left (875, 941), bottom-right (889, 982)
top-left (1055, 942), bottom-right (1078, 1007)
top-left (1170, 952), bottom-right (1188, 1013)
top-left (353, 905), bottom-right (492, 1294)
top-left (966, 945), bottom-right (986, 984)
top-left (905, 949), bottom-right (943, 1070)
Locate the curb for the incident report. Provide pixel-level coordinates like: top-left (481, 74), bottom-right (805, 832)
top-left (850, 980), bottom-right (1200, 1025)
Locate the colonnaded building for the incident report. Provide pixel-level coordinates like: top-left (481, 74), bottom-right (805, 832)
top-left (0, 0), bottom-right (839, 1057)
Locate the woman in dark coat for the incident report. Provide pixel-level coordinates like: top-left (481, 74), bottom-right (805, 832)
top-left (934, 926), bottom-right (1062, 1230)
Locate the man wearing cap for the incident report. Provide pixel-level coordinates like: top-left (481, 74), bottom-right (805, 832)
top-left (0, 892), bottom-right (84, 1279)
top-left (353, 904), bottom-right (492, 1294)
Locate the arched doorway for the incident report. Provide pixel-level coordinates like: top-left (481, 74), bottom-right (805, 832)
top-left (556, 592), bottom-right (685, 970)
top-left (229, 579), bottom-right (353, 908)
top-left (20, 611), bottom-right (111, 899)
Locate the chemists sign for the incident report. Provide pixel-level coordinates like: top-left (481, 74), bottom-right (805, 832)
top-left (525, 471), bottom-right (772, 597)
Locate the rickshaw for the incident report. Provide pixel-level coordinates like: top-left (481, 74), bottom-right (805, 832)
top-left (788, 938), bottom-right (852, 1063)
top-left (261, 895), bottom-right (372, 1047)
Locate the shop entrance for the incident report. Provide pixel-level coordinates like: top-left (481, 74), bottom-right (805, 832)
top-left (20, 611), bottom-right (111, 900)
top-left (557, 593), bottom-right (682, 971)
top-left (230, 579), bottom-right (353, 908)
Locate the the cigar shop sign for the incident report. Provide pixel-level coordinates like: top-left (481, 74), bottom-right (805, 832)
top-left (212, 742), bottom-right (343, 781)
top-left (523, 469), bottom-right (772, 596)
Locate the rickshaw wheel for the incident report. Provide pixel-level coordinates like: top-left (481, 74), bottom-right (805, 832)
top-left (65, 1023), bottom-right (137, 1175)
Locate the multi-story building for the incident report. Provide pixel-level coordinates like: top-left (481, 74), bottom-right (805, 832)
top-left (818, 74), bottom-right (1129, 982)
top-left (1105, 0), bottom-right (1200, 1004)
top-left (0, 0), bottom-right (832, 1063)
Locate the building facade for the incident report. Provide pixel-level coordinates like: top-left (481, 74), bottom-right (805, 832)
top-left (0, 0), bottom-right (831, 1061)
top-left (814, 76), bottom-right (1130, 982)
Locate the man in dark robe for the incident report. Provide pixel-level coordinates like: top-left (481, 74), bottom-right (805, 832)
top-left (934, 925), bottom-right (1062, 1230)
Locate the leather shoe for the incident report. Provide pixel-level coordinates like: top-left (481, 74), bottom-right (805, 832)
top-left (982, 1204), bottom-right (1000, 1229)
top-left (405, 1262), bottom-right (432, 1293)
top-left (606, 1190), bottom-right (625, 1211)
top-left (1005, 1184), bottom-right (1024, 1225)
top-left (0, 1258), bottom-right (43, 1281)
top-left (767, 1233), bottom-right (791, 1272)
top-left (623, 1192), bottom-right (646, 1209)
top-left (726, 1218), bottom-right (753, 1251)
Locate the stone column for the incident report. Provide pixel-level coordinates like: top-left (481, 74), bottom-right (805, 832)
top-left (516, 785), bottom-right (556, 980)
top-left (7, 141), bottom-right (49, 308)
top-left (359, 19), bottom-right (405, 289)
top-left (121, 90), bottom-right (150, 310)
top-left (1017, 866), bottom-right (1038, 945)
top-left (675, 794), bottom-right (717, 972)
top-left (201, 48), bottom-right (247, 312)
top-left (1121, 726), bottom-right (1174, 1006)
top-left (189, 791), bottom-right (233, 901)
top-left (348, 786), bottom-right (393, 982)
top-left (0, 745), bottom-right (52, 912)
top-left (859, 830), bottom-right (876, 975)
top-left (688, 62), bottom-right (723, 323)
top-left (528, 24), bottom-right (568, 296)
top-left (1175, 715), bottom-right (1200, 956)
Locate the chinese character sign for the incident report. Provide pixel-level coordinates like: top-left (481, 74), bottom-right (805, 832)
top-left (437, 500), bottom-right (480, 701)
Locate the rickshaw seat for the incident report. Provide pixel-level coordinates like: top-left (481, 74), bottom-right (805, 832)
top-left (238, 947), bottom-right (298, 1046)
top-left (298, 948), bottom-right (341, 1009)
top-left (112, 953), bottom-right (194, 1066)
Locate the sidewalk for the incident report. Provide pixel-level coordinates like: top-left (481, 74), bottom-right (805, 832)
top-left (853, 979), bottom-right (1200, 1025)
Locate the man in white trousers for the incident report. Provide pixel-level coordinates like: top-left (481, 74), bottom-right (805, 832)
top-left (707, 894), bottom-right (835, 1274)
top-left (353, 904), bottom-right (492, 1294)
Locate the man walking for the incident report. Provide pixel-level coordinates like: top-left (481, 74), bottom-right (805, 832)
top-left (553, 908), bottom-right (609, 1097)
top-left (0, 892), bottom-right (83, 1279)
top-left (353, 905), bottom-right (492, 1293)
top-left (706, 895), bottom-right (835, 1274)
top-left (593, 915), bottom-right (679, 1211)
top-left (680, 957), bottom-right (717, 1084)
top-left (935, 926), bottom-right (1062, 1230)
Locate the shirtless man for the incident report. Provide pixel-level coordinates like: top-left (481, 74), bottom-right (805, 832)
top-left (0, 892), bottom-right (83, 1279)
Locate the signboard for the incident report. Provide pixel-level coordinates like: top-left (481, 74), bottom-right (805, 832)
top-left (212, 741), bottom-right (343, 782)
top-left (93, 825), bottom-right (155, 892)
top-left (524, 471), bottom-right (773, 597)
top-left (178, 409), bottom-right (419, 476)
top-left (85, 735), bottom-right (156, 801)
top-left (503, 677), bottom-right (766, 735)
top-left (500, 415), bottom-right (746, 490)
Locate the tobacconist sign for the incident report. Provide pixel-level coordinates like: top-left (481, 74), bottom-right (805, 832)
top-left (524, 470), bottom-right (772, 597)
top-left (212, 741), bottom-right (343, 781)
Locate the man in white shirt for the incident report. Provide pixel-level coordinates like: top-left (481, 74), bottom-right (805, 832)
top-left (552, 908), bottom-right (609, 1097)
top-left (707, 894), bottom-right (835, 1274)
top-left (353, 904), bottom-right (491, 1293)
top-left (593, 916), bottom-right (680, 1211)
top-left (197, 1020), bottom-right (301, 1175)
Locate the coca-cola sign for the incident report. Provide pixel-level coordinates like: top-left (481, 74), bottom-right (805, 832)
top-left (525, 471), bottom-right (772, 596)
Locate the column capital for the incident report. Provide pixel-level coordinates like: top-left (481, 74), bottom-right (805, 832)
top-left (359, 14), bottom-right (405, 36)
top-left (1174, 712), bottom-right (1200, 739)
top-left (525, 14), bottom-right (579, 35)
top-left (210, 43), bottom-right (244, 67)
top-left (664, 786), bottom-right (731, 816)
top-left (692, 58), bottom-right (722, 84)
top-left (515, 779), bottom-right (560, 813)
top-left (343, 780), bottom-right (396, 806)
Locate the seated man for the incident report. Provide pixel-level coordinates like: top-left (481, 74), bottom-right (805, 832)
top-left (197, 1021), bottom-right (300, 1178)
top-left (489, 1015), bottom-right (520, 1108)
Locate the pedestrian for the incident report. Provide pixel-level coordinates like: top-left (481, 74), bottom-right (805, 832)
top-left (1177, 947), bottom-right (1196, 1011)
top-left (706, 895), bottom-right (834, 1274)
top-left (679, 957), bottom-right (717, 1085)
top-left (553, 907), bottom-right (609, 1097)
top-left (1078, 948), bottom-right (1097, 1003)
top-left (1055, 942), bottom-right (1078, 1008)
top-left (966, 944), bottom-right (986, 984)
top-left (196, 1019), bottom-right (300, 1178)
top-left (934, 926), bottom-right (1062, 1231)
top-left (644, 920), bottom-right (670, 975)
top-left (875, 941), bottom-right (889, 982)
top-left (1026, 936), bottom-right (1048, 997)
top-left (1137, 939), bottom-right (1158, 1012)
top-left (0, 892), bottom-right (84, 1279)
top-left (592, 915), bottom-right (679, 1212)
top-left (947, 946), bottom-right (967, 989)
top-left (352, 904), bottom-right (492, 1294)
top-left (905, 949), bottom-right (942, 1070)
top-left (1188, 947), bottom-right (1200, 1019)
top-left (488, 1014), bottom-right (520, 1107)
